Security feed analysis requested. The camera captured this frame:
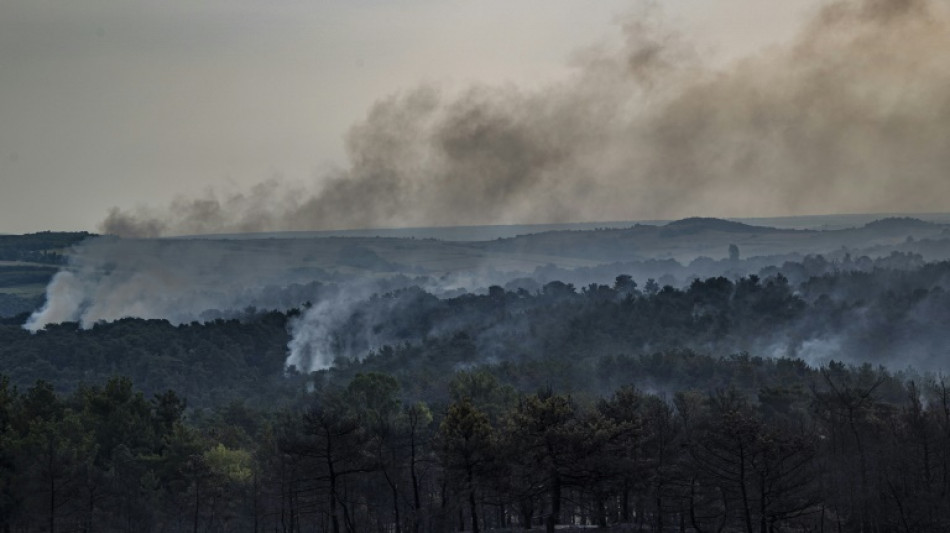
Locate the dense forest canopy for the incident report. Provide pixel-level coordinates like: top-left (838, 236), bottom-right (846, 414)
top-left (5, 255), bottom-right (950, 404)
top-left (4, 219), bottom-right (950, 531)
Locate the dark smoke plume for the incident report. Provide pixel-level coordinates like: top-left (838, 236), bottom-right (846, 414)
top-left (102, 0), bottom-right (950, 237)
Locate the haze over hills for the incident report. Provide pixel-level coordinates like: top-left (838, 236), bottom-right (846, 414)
top-left (0, 213), bottom-right (944, 374)
top-left (119, 213), bottom-right (950, 272)
top-left (152, 212), bottom-right (950, 242)
top-left (1, 212), bottom-right (948, 378)
top-left (5, 212), bottom-right (950, 410)
top-left (6, 213), bottom-right (950, 319)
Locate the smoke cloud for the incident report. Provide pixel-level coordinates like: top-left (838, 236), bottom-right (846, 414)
top-left (24, 237), bottom-right (333, 331)
top-left (100, 0), bottom-right (950, 237)
top-left (22, 236), bottom-right (510, 371)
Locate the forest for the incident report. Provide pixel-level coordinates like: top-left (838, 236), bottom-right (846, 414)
top-left (4, 242), bottom-right (950, 531)
top-left (6, 0), bottom-right (950, 528)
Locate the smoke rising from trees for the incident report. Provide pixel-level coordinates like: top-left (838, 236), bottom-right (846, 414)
top-left (22, 237), bottom-right (332, 330)
top-left (23, 225), bottom-right (950, 374)
top-left (101, 0), bottom-right (950, 237)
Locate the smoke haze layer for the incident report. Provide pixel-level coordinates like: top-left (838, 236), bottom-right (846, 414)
top-left (26, 215), bottom-right (950, 373)
top-left (100, 0), bottom-right (950, 237)
top-left (23, 237), bottom-right (332, 331)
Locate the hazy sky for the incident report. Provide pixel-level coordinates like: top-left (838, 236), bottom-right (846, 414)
top-left (0, 0), bottom-right (903, 234)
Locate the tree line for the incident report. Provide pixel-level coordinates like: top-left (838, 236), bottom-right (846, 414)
top-left (2, 362), bottom-right (950, 532)
top-left (4, 261), bottom-right (950, 530)
top-left (0, 232), bottom-right (92, 265)
top-left (7, 261), bottom-right (950, 407)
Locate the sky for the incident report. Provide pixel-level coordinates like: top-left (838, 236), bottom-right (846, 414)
top-left (4, 0), bottom-right (945, 235)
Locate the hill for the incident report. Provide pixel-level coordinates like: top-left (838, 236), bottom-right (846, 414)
top-left (0, 231), bottom-right (95, 316)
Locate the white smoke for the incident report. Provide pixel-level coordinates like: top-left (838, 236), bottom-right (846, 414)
top-left (285, 285), bottom-right (374, 373)
top-left (24, 237), bottom-right (332, 331)
top-left (25, 270), bottom-right (89, 330)
top-left (22, 236), bottom-right (503, 373)
top-left (286, 282), bottom-right (465, 373)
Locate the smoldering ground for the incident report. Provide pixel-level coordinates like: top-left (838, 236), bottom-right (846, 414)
top-left (102, 0), bottom-right (950, 238)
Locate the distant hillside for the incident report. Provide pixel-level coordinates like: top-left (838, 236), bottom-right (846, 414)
top-left (0, 231), bottom-right (95, 317)
top-left (862, 217), bottom-right (934, 231)
top-left (662, 216), bottom-right (784, 234)
top-left (472, 217), bottom-right (803, 262)
top-left (0, 231), bottom-right (94, 264)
